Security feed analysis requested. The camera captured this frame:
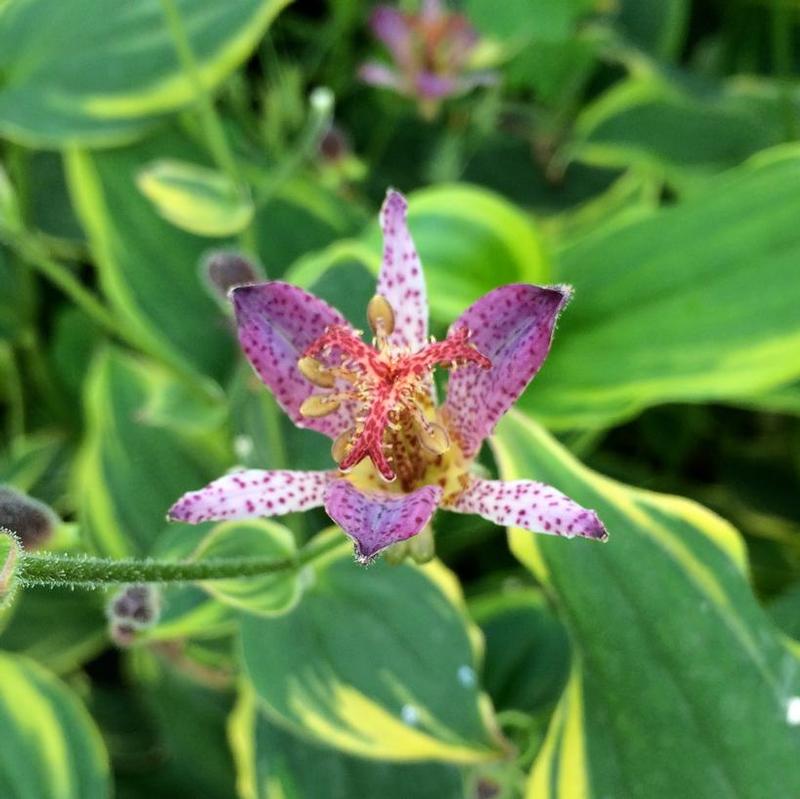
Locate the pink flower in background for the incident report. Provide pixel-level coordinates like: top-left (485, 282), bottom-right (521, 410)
top-left (359, 0), bottom-right (498, 116)
top-left (168, 189), bottom-right (608, 563)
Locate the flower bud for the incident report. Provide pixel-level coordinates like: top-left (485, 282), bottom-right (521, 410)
top-left (0, 528), bottom-right (21, 610)
top-left (202, 250), bottom-right (260, 299)
top-left (0, 486), bottom-right (57, 550)
top-left (106, 583), bottom-right (161, 648)
top-left (367, 294), bottom-right (395, 337)
top-left (0, 165), bottom-right (22, 234)
top-left (408, 524), bottom-right (435, 564)
top-left (383, 539), bottom-right (409, 565)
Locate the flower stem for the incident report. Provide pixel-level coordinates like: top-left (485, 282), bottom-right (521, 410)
top-left (253, 87), bottom-right (335, 208)
top-left (18, 534), bottom-right (344, 589)
top-left (5, 233), bottom-right (122, 338)
top-left (159, 0), bottom-right (240, 181)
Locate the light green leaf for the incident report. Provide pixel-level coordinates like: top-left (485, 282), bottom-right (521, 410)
top-left (0, 0), bottom-right (291, 147)
top-left (137, 159), bottom-right (254, 237)
top-left (229, 683), bottom-right (465, 799)
top-left (0, 653), bottom-right (110, 799)
top-left (288, 183), bottom-right (550, 325)
top-left (492, 410), bottom-right (800, 798)
top-left (240, 533), bottom-right (507, 763)
top-left (523, 148), bottom-right (800, 429)
top-left (77, 347), bottom-right (227, 557)
top-left (65, 129), bottom-right (237, 380)
top-left (192, 519), bottom-right (303, 617)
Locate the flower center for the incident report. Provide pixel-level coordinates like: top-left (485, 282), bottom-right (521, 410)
top-left (298, 295), bottom-right (491, 488)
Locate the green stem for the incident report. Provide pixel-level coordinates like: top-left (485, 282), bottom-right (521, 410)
top-left (6, 234), bottom-right (122, 338)
top-left (253, 87), bottom-right (334, 208)
top-left (19, 534), bottom-right (343, 589)
top-left (771, 0), bottom-right (797, 141)
top-left (159, 0), bottom-right (258, 255)
top-left (0, 342), bottom-right (25, 439)
top-left (159, 0), bottom-right (239, 180)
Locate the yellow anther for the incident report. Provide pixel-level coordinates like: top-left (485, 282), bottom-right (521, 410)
top-left (298, 356), bottom-right (335, 388)
top-left (417, 421), bottom-right (450, 455)
top-left (367, 294), bottom-right (395, 337)
top-left (300, 394), bottom-right (341, 418)
top-left (331, 427), bottom-right (353, 464)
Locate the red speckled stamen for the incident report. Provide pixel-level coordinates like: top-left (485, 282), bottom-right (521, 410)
top-left (300, 316), bottom-right (491, 481)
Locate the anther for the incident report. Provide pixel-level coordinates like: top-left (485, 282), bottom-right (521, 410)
top-left (331, 428), bottom-right (353, 464)
top-left (417, 420), bottom-right (450, 455)
top-left (300, 394), bottom-right (341, 418)
top-left (298, 356), bottom-right (335, 388)
top-left (367, 294), bottom-right (395, 337)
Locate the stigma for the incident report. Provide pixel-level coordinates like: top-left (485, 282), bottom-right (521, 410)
top-left (298, 295), bottom-right (491, 484)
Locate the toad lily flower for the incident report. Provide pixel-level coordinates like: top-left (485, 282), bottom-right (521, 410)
top-left (359, 0), bottom-right (498, 117)
top-left (168, 190), bottom-right (608, 563)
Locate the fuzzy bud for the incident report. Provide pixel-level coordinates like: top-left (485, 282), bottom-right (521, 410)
top-left (202, 250), bottom-right (260, 299)
top-left (106, 584), bottom-right (161, 648)
top-left (0, 486), bottom-right (57, 550)
top-left (0, 528), bottom-right (21, 610)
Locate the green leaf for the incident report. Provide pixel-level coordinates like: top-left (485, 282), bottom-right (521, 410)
top-left (0, 653), bottom-right (110, 798)
top-left (288, 183), bottom-right (550, 326)
top-left (192, 519), bottom-right (303, 616)
top-left (491, 410), bottom-right (800, 798)
top-left (65, 129), bottom-right (237, 380)
top-left (571, 77), bottom-right (784, 186)
top-left (137, 159), bottom-right (254, 237)
top-left (229, 683), bottom-right (465, 799)
top-left (114, 650), bottom-right (237, 799)
top-left (612, 0), bottom-right (689, 59)
top-left (470, 588), bottom-right (570, 716)
top-left (466, 0), bottom-right (592, 43)
top-left (77, 347), bottom-right (226, 556)
top-left (0, 587), bottom-right (107, 674)
top-left (240, 533), bottom-right (507, 763)
top-left (0, 0), bottom-right (291, 147)
top-left (523, 148), bottom-right (800, 429)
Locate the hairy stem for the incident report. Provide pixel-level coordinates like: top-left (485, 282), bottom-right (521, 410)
top-left (20, 534), bottom-right (343, 589)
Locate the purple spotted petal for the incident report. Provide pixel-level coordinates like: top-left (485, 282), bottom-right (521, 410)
top-left (358, 61), bottom-right (405, 92)
top-left (369, 6), bottom-right (413, 69)
top-left (324, 479), bottom-right (442, 563)
top-left (168, 470), bottom-right (333, 524)
top-left (415, 72), bottom-right (459, 100)
top-left (376, 190), bottom-right (429, 351)
top-left (445, 477), bottom-right (608, 541)
top-left (232, 282), bottom-right (355, 439)
top-left (444, 284), bottom-right (572, 457)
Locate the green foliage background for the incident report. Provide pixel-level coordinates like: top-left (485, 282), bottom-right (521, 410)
top-left (1, 1), bottom-right (800, 797)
